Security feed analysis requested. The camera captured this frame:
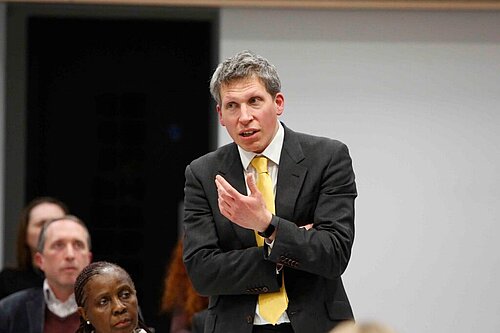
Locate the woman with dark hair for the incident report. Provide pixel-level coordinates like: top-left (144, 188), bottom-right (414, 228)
top-left (0, 196), bottom-right (68, 299)
top-left (74, 261), bottom-right (152, 333)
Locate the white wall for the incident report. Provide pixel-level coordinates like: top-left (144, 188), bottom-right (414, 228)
top-left (0, 3), bottom-right (6, 267)
top-left (219, 9), bottom-right (500, 333)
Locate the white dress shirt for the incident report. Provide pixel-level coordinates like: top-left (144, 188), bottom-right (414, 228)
top-left (43, 279), bottom-right (78, 318)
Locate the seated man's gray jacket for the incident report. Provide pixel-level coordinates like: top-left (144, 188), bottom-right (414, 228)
top-left (0, 287), bottom-right (45, 333)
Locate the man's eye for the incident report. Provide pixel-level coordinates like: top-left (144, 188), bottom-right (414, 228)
top-left (249, 97), bottom-right (261, 105)
top-left (73, 241), bottom-right (85, 249)
top-left (99, 298), bottom-right (109, 306)
top-left (226, 102), bottom-right (235, 109)
top-left (52, 242), bottom-right (65, 250)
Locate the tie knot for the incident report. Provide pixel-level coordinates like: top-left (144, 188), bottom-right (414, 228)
top-left (251, 156), bottom-right (269, 174)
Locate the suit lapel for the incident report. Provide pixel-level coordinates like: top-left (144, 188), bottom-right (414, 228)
top-left (276, 125), bottom-right (307, 220)
top-left (217, 144), bottom-right (257, 247)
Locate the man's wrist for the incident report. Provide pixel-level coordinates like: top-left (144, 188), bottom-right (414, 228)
top-left (258, 217), bottom-right (277, 239)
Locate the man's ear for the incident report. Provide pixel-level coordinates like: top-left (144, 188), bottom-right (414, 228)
top-left (217, 105), bottom-right (225, 126)
top-left (274, 92), bottom-right (285, 115)
top-left (34, 252), bottom-right (44, 271)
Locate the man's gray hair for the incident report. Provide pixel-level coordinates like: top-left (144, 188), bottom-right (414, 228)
top-left (37, 214), bottom-right (92, 253)
top-left (209, 50), bottom-right (281, 105)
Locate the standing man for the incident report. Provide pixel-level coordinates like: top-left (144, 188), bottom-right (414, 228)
top-left (183, 50), bottom-right (357, 333)
top-left (0, 215), bottom-right (92, 333)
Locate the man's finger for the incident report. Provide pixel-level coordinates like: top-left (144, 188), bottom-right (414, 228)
top-left (215, 174), bottom-right (241, 198)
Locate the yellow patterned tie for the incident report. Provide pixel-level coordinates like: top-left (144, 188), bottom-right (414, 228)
top-left (251, 156), bottom-right (289, 324)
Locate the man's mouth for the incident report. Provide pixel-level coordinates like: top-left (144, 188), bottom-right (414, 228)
top-left (62, 267), bottom-right (77, 272)
top-left (240, 130), bottom-right (257, 137)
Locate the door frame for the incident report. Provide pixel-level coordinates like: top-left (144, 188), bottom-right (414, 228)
top-left (3, 2), bottom-right (219, 267)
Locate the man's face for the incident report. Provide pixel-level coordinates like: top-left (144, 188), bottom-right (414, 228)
top-left (27, 203), bottom-right (66, 253)
top-left (36, 219), bottom-right (92, 294)
top-left (217, 76), bottom-right (284, 153)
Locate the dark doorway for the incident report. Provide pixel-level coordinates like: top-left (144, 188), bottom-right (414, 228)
top-left (26, 15), bottom-right (215, 331)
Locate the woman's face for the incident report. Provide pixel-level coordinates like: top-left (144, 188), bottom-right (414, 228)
top-left (26, 203), bottom-right (66, 253)
top-left (80, 268), bottom-right (139, 333)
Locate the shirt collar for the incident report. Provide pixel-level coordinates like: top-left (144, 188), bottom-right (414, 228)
top-left (238, 122), bottom-right (284, 170)
top-left (43, 279), bottom-right (78, 318)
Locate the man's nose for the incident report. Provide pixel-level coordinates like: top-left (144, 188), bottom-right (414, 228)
top-left (65, 244), bottom-right (75, 258)
top-left (239, 104), bottom-right (253, 123)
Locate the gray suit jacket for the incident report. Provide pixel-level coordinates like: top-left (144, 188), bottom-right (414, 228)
top-left (183, 124), bottom-right (357, 333)
top-left (0, 287), bottom-right (45, 333)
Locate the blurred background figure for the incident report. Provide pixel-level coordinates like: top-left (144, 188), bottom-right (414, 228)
top-left (329, 321), bottom-right (397, 333)
top-left (74, 261), bottom-right (153, 333)
top-left (0, 196), bottom-right (69, 299)
top-left (161, 239), bottom-right (208, 333)
top-left (0, 215), bottom-right (92, 333)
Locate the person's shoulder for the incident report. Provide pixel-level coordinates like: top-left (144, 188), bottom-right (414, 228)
top-left (0, 266), bottom-right (20, 277)
top-left (0, 287), bottom-right (42, 327)
top-left (0, 268), bottom-right (25, 299)
top-left (285, 125), bottom-right (349, 150)
top-left (0, 267), bottom-right (37, 281)
top-left (0, 287), bottom-right (42, 306)
top-left (0, 266), bottom-right (44, 299)
top-left (189, 142), bottom-right (237, 168)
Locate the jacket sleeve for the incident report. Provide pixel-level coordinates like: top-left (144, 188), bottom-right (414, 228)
top-left (267, 141), bottom-right (357, 280)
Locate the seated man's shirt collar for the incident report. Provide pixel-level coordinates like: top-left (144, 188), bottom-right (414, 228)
top-left (43, 279), bottom-right (78, 318)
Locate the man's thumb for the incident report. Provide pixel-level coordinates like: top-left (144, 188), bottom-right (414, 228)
top-left (246, 173), bottom-right (259, 196)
